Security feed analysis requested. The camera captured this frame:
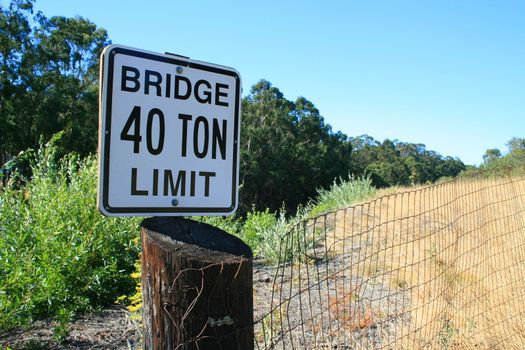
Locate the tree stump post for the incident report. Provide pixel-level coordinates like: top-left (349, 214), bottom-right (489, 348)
top-left (141, 217), bottom-right (254, 349)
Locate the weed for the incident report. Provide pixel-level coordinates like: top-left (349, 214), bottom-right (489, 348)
top-left (0, 135), bottom-right (141, 330)
top-left (256, 206), bottom-right (317, 265)
top-left (439, 319), bottom-right (457, 349)
top-left (21, 339), bottom-right (48, 350)
top-left (52, 308), bottom-right (72, 342)
top-left (310, 175), bottom-right (376, 217)
top-left (259, 300), bottom-right (289, 344)
top-left (116, 254), bottom-right (143, 318)
top-left (237, 209), bottom-right (276, 255)
top-left (391, 275), bottom-right (409, 289)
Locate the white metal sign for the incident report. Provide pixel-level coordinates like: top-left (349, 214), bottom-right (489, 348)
top-left (98, 45), bottom-right (241, 216)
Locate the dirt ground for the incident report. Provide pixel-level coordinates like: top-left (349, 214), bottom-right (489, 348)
top-left (0, 253), bottom-right (406, 350)
top-left (0, 306), bottom-right (142, 350)
top-left (0, 264), bottom-right (274, 350)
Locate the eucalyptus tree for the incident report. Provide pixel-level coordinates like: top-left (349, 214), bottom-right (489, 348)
top-left (0, 0), bottom-right (109, 164)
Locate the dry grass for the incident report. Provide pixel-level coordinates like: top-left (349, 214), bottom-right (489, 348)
top-left (256, 175), bottom-right (525, 349)
top-left (326, 176), bottom-right (525, 349)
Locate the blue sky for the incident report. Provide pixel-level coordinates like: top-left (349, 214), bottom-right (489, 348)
top-left (32, 0), bottom-right (524, 165)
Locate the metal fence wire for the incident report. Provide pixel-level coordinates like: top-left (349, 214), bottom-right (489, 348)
top-left (253, 175), bottom-right (525, 349)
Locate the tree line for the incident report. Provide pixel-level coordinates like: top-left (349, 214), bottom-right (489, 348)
top-left (0, 0), bottom-right (108, 162)
top-left (1, 0), bottom-right (467, 215)
top-left (475, 138), bottom-right (525, 176)
top-left (239, 81), bottom-right (465, 213)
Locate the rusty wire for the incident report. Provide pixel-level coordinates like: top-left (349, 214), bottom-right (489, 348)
top-left (154, 175), bottom-right (525, 349)
top-left (253, 175), bottom-right (525, 349)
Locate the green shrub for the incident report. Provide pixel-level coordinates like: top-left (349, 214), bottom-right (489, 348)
top-left (255, 206), bottom-right (314, 265)
top-left (237, 209), bottom-right (276, 255)
top-left (310, 175), bottom-right (376, 217)
top-left (116, 254), bottom-right (143, 316)
top-left (0, 138), bottom-right (141, 331)
top-left (231, 177), bottom-right (376, 264)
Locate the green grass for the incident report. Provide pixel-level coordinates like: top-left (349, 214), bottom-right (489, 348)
top-left (0, 138), bottom-right (141, 331)
top-left (1, 134), bottom-right (378, 328)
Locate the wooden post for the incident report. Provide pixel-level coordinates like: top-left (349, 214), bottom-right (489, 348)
top-left (141, 217), bottom-right (254, 349)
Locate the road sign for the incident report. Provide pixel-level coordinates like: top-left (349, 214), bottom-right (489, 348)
top-left (98, 45), bottom-right (241, 216)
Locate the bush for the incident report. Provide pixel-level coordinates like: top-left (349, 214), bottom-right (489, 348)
top-left (237, 209), bottom-right (276, 255)
top-left (310, 175), bottom-right (376, 217)
top-left (254, 206), bottom-right (314, 265)
top-left (0, 138), bottom-right (141, 331)
top-left (234, 177), bottom-right (376, 263)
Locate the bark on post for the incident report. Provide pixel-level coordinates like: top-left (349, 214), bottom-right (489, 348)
top-left (141, 217), bottom-right (253, 350)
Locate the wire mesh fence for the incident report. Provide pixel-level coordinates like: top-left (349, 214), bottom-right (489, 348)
top-left (253, 175), bottom-right (525, 349)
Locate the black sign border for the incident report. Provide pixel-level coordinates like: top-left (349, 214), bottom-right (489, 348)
top-left (99, 46), bottom-right (241, 216)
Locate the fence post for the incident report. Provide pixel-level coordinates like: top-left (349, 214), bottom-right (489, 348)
top-left (140, 217), bottom-right (254, 349)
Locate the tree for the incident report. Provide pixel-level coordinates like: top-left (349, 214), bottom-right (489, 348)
top-left (291, 96), bottom-right (352, 203)
top-left (506, 137), bottom-right (525, 164)
top-left (239, 80), bottom-right (296, 213)
top-left (365, 139), bottom-right (410, 187)
top-left (349, 135), bottom-right (465, 187)
top-left (0, 0), bottom-right (34, 163)
top-left (483, 148), bottom-right (502, 164)
top-left (0, 0), bottom-right (109, 164)
top-left (477, 138), bottom-right (525, 176)
top-left (239, 80), bottom-right (352, 214)
top-left (348, 134), bottom-right (379, 176)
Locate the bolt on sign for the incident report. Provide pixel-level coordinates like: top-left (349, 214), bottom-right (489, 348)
top-left (97, 45), bottom-right (241, 216)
